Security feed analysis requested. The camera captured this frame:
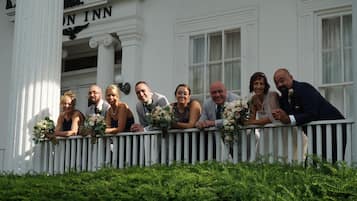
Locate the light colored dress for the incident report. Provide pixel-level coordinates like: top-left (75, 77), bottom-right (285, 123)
top-left (250, 91), bottom-right (280, 158)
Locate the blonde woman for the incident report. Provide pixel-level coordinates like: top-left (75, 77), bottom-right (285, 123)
top-left (105, 84), bottom-right (134, 134)
top-left (55, 90), bottom-right (84, 137)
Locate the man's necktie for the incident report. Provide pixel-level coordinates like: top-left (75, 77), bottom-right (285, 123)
top-left (216, 104), bottom-right (223, 119)
top-left (95, 107), bottom-right (100, 114)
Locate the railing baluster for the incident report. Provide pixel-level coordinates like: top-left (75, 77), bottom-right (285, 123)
top-left (169, 133), bottom-right (174, 165)
top-left (132, 135), bottom-right (138, 166)
top-left (126, 135), bottom-right (132, 167)
top-left (294, 127), bottom-right (304, 162)
top-left (49, 143), bottom-right (55, 175)
top-left (76, 138), bottom-right (82, 172)
top-left (82, 138), bottom-right (88, 171)
top-left (326, 124), bottom-right (332, 162)
top-left (241, 130), bottom-right (247, 162)
top-left (336, 124), bottom-right (343, 161)
top-left (192, 132), bottom-right (198, 164)
top-left (112, 136), bottom-right (119, 168)
top-left (249, 130), bottom-right (256, 162)
top-left (97, 137), bottom-right (104, 169)
top-left (144, 135), bottom-right (150, 166)
top-left (199, 132), bottom-right (204, 162)
top-left (346, 124), bottom-right (352, 165)
top-left (316, 125), bottom-right (322, 158)
top-left (176, 132), bottom-right (182, 162)
top-left (184, 132), bottom-right (189, 163)
top-left (119, 135), bottom-right (125, 168)
top-left (307, 125), bottom-right (313, 158)
top-left (43, 142), bottom-right (49, 173)
top-left (70, 139), bottom-right (76, 171)
top-left (139, 135), bottom-right (144, 166)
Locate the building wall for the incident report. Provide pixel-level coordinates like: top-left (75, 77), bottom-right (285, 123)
top-left (139, 0), bottom-right (298, 97)
top-left (0, 1), bottom-right (14, 169)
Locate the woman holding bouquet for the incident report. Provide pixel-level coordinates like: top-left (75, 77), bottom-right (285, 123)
top-left (171, 84), bottom-right (201, 129)
top-left (105, 84), bottom-right (134, 133)
top-left (55, 90), bottom-right (84, 137)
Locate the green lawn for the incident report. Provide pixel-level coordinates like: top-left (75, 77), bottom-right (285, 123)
top-left (0, 159), bottom-right (356, 201)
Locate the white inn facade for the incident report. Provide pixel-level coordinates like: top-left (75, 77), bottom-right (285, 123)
top-left (0, 0), bottom-right (356, 173)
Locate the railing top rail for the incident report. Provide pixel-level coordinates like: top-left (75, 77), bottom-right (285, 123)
top-left (41, 119), bottom-right (354, 142)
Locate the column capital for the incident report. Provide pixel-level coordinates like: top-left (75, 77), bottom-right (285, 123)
top-left (89, 34), bottom-right (119, 49)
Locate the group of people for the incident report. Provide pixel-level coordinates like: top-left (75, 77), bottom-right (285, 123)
top-left (53, 68), bottom-right (345, 161)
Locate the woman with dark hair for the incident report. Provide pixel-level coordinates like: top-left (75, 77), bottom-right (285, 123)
top-left (246, 72), bottom-right (279, 125)
top-left (171, 84), bottom-right (201, 129)
top-left (54, 90), bottom-right (84, 137)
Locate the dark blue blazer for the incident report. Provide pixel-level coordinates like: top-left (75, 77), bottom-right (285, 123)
top-left (279, 80), bottom-right (344, 125)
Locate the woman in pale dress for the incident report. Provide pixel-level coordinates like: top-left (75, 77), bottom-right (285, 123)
top-left (245, 72), bottom-right (280, 158)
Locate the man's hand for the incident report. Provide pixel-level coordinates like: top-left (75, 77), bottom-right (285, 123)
top-left (272, 109), bottom-right (291, 124)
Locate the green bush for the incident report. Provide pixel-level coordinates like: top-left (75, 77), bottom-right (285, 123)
top-left (0, 160), bottom-right (356, 201)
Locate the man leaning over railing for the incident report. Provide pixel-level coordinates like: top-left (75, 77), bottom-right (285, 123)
top-left (272, 68), bottom-right (346, 162)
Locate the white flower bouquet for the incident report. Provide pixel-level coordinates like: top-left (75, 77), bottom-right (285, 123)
top-left (80, 114), bottom-right (106, 144)
top-left (33, 116), bottom-right (57, 145)
top-left (146, 105), bottom-right (173, 130)
top-left (222, 99), bottom-right (249, 142)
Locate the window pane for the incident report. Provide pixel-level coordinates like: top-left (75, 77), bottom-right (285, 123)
top-left (207, 63), bottom-right (222, 92)
top-left (191, 36), bottom-right (205, 64)
top-left (225, 30), bottom-right (240, 59)
top-left (343, 14), bottom-right (352, 82)
top-left (189, 65), bottom-right (204, 95)
top-left (322, 16), bottom-right (341, 83)
top-left (322, 50), bottom-right (341, 83)
top-left (209, 33), bottom-right (222, 61)
top-left (224, 61), bottom-right (240, 93)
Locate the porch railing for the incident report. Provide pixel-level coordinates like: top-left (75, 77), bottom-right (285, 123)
top-left (33, 119), bottom-right (354, 174)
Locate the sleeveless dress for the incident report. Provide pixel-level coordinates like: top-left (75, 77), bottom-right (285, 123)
top-left (111, 116), bottom-right (135, 132)
top-left (61, 110), bottom-right (84, 132)
top-left (172, 101), bottom-right (191, 123)
top-left (62, 118), bottom-right (72, 131)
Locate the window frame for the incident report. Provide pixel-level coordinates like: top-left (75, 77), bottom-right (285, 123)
top-left (188, 28), bottom-right (242, 102)
top-left (315, 6), bottom-right (353, 116)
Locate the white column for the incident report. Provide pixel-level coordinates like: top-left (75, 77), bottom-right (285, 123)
top-left (6, 0), bottom-right (63, 173)
top-left (118, 34), bottom-right (142, 114)
top-left (351, 1), bottom-right (357, 164)
top-left (89, 34), bottom-right (118, 90)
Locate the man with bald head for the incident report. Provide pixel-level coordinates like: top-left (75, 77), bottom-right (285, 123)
top-left (86, 84), bottom-right (110, 117)
top-left (272, 68), bottom-right (345, 162)
top-left (196, 81), bottom-right (239, 128)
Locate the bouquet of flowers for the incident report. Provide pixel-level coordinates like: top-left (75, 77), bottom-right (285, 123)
top-left (146, 105), bottom-right (173, 134)
top-left (222, 99), bottom-right (249, 143)
top-left (80, 114), bottom-right (106, 144)
top-left (33, 116), bottom-right (57, 145)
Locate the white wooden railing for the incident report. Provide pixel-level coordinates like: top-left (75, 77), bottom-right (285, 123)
top-left (33, 119), bottom-right (354, 174)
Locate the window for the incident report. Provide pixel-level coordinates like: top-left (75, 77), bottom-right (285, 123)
top-left (318, 9), bottom-right (352, 117)
top-left (189, 29), bottom-right (241, 102)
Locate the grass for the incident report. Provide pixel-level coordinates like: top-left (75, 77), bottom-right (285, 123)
top-left (0, 159), bottom-right (356, 201)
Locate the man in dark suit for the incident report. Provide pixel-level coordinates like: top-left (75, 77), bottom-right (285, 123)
top-left (272, 68), bottom-right (345, 162)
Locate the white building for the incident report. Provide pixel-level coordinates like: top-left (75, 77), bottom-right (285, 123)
top-left (0, 0), bottom-right (356, 173)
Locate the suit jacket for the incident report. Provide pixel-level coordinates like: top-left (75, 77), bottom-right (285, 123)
top-left (199, 92), bottom-right (239, 128)
top-left (136, 92), bottom-right (170, 127)
top-left (85, 99), bottom-right (110, 117)
top-left (279, 80), bottom-right (344, 125)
